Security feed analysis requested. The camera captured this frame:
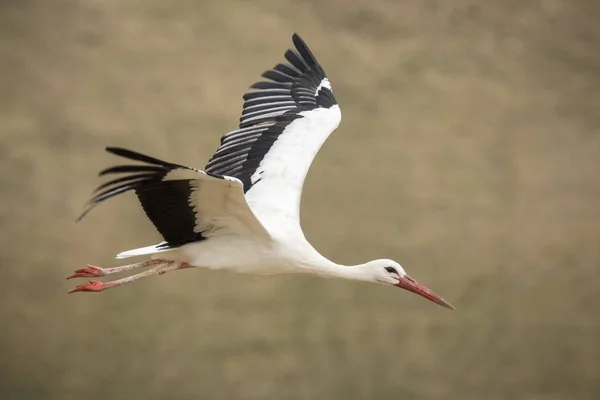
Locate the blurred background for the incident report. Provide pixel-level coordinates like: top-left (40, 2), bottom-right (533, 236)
top-left (1, 1), bottom-right (599, 399)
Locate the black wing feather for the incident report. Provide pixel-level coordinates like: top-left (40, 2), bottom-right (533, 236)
top-left (79, 147), bottom-right (219, 247)
top-left (93, 173), bottom-right (153, 193)
top-left (205, 33), bottom-right (337, 191)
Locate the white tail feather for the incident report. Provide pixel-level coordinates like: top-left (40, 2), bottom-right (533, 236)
top-left (115, 242), bottom-right (174, 259)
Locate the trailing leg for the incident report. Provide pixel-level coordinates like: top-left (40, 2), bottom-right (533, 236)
top-left (67, 260), bottom-right (190, 294)
top-left (66, 259), bottom-right (163, 279)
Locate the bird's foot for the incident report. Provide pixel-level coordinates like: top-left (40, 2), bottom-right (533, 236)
top-left (66, 265), bottom-right (105, 279)
top-left (68, 280), bottom-right (113, 294)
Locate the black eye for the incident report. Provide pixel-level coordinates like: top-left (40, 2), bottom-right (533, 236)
top-left (385, 267), bottom-right (398, 274)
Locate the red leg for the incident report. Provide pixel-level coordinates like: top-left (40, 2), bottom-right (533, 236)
top-left (67, 261), bottom-right (190, 294)
top-left (66, 259), bottom-right (163, 280)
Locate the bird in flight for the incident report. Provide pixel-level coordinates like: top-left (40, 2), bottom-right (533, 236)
top-left (68, 34), bottom-right (454, 310)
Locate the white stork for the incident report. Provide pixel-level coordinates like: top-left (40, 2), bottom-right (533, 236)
top-left (68, 34), bottom-right (454, 310)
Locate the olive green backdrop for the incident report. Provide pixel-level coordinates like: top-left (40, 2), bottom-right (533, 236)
top-left (1, 1), bottom-right (599, 399)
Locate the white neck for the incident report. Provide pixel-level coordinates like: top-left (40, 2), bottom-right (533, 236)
top-left (292, 245), bottom-right (373, 282)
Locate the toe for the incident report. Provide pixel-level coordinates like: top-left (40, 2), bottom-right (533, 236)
top-left (66, 265), bottom-right (104, 280)
top-left (68, 280), bottom-right (105, 294)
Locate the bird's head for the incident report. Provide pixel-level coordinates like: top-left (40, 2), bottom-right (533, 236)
top-left (363, 259), bottom-right (455, 310)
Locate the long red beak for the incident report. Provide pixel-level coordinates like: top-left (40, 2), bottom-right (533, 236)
top-left (394, 274), bottom-right (455, 310)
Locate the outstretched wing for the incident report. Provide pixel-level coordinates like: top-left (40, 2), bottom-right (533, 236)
top-left (205, 33), bottom-right (341, 235)
top-left (79, 147), bottom-right (270, 248)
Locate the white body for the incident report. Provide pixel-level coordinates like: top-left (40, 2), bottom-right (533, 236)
top-left (121, 104), bottom-right (352, 279)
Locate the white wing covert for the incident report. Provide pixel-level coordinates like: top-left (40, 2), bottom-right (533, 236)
top-left (205, 34), bottom-right (342, 235)
top-left (79, 147), bottom-right (270, 250)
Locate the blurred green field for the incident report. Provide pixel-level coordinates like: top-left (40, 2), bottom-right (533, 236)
top-left (1, 1), bottom-right (599, 399)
